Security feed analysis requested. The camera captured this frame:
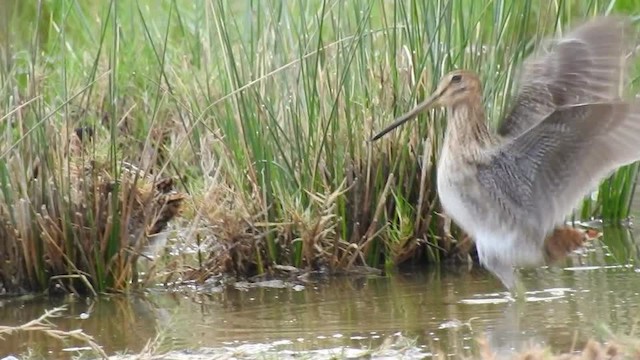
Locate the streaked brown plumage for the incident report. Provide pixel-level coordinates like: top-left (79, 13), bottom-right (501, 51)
top-left (371, 17), bottom-right (639, 289)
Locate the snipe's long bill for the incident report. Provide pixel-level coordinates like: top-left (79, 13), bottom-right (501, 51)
top-left (372, 16), bottom-right (640, 290)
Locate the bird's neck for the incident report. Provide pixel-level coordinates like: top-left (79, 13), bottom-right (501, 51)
top-left (444, 100), bottom-right (495, 157)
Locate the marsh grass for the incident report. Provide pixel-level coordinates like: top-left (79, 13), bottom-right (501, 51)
top-left (0, 0), bottom-right (187, 294)
top-left (1, 0), bottom-right (639, 293)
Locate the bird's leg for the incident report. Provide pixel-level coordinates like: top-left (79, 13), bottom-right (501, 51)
top-left (480, 257), bottom-right (526, 298)
top-left (543, 226), bottom-right (588, 264)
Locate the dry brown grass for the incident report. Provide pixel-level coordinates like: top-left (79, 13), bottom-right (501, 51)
top-left (477, 336), bottom-right (640, 360)
top-left (0, 127), bottom-right (187, 294)
top-left (0, 305), bottom-right (108, 359)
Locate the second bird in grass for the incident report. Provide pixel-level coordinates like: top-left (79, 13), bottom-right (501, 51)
top-left (371, 17), bottom-right (639, 290)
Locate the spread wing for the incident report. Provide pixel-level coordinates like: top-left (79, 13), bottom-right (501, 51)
top-left (478, 102), bottom-right (640, 236)
top-left (497, 17), bottom-right (631, 139)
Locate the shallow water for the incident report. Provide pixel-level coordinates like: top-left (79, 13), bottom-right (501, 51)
top-left (1, 224), bottom-right (639, 359)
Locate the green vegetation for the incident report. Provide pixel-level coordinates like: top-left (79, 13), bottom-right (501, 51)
top-left (0, 0), bottom-right (639, 294)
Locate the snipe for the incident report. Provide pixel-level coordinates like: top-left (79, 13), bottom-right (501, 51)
top-left (371, 17), bottom-right (640, 289)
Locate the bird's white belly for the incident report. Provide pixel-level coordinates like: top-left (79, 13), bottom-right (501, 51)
top-left (437, 175), bottom-right (544, 270)
top-left (437, 179), bottom-right (479, 237)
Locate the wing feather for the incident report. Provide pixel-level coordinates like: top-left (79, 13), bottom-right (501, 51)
top-left (498, 17), bottom-right (632, 139)
top-left (479, 102), bottom-right (640, 237)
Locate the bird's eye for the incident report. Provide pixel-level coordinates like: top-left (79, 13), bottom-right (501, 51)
top-left (451, 74), bottom-right (462, 83)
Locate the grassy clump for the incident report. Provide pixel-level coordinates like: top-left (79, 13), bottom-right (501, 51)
top-left (0, 0), bottom-right (187, 294)
top-left (1, 0), bottom-right (639, 293)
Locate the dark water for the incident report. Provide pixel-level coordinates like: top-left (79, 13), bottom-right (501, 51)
top-left (1, 224), bottom-right (639, 359)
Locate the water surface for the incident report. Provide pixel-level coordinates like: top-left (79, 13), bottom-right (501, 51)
top-left (1, 224), bottom-right (639, 359)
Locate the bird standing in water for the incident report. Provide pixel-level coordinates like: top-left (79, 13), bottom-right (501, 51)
top-left (371, 17), bottom-right (640, 289)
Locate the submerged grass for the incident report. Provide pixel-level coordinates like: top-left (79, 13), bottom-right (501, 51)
top-left (0, 0), bottom-right (639, 293)
top-left (0, 305), bottom-right (108, 359)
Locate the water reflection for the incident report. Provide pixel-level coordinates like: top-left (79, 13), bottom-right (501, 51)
top-left (1, 226), bottom-right (640, 359)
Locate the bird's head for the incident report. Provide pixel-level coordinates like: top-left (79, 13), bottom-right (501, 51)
top-left (370, 70), bottom-right (482, 141)
top-left (432, 70), bottom-right (482, 107)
